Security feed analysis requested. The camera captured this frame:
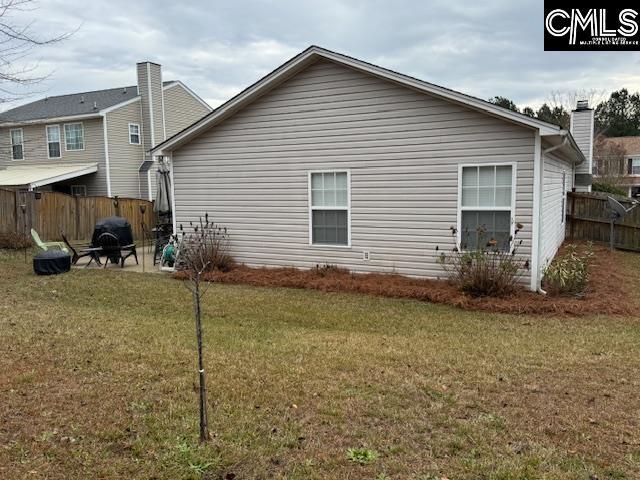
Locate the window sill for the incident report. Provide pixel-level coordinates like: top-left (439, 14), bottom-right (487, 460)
top-left (309, 243), bottom-right (352, 249)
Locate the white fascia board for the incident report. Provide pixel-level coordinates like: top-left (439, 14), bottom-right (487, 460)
top-left (152, 46), bottom-right (563, 155)
top-left (29, 164), bottom-right (99, 189)
top-left (0, 113), bottom-right (102, 128)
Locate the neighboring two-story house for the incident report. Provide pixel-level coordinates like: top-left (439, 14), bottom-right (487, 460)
top-left (594, 136), bottom-right (640, 197)
top-left (0, 62), bottom-right (211, 199)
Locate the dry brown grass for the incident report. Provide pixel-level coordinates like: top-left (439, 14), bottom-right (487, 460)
top-left (175, 243), bottom-right (636, 316)
top-left (1, 248), bottom-right (639, 479)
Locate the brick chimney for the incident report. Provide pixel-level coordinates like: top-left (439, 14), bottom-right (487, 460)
top-left (137, 61), bottom-right (166, 154)
top-left (570, 100), bottom-right (594, 192)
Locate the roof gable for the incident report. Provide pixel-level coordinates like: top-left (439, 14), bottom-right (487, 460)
top-left (153, 46), bottom-right (564, 155)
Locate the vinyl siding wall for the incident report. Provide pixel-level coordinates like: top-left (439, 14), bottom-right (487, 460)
top-left (105, 99), bottom-right (145, 198)
top-left (171, 59), bottom-right (536, 282)
top-left (0, 118), bottom-right (107, 195)
top-left (540, 150), bottom-right (573, 268)
top-left (163, 83), bottom-right (210, 139)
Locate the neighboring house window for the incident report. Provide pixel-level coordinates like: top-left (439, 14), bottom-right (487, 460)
top-left (632, 158), bottom-right (640, 175)
top-left (561, 171), bottom-right (566, 225)
top-left (46, 125), bottom-right (61, 158)
top-left (129, 123), bottom-right (141, 145)
top-left (70, 185), bottom-right (87, 197)
top-left (309, 171), bottom-right (350, 246)
top-left (10, 128), bottom-right (23, 160)
top-left (64, 123), bottom-right (84, 150)
top-left (459, 164), bottom-right (515, 251)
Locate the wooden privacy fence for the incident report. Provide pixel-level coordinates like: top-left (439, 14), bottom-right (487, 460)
top-left (567, 192), bottom-right (640, 251)
top-left (0, 189), bottom-right (156, 241)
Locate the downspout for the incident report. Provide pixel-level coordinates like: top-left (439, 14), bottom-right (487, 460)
top-left (536, 132), bottom-right (570, 294)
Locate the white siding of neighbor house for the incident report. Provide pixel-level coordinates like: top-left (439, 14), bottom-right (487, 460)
top-left (163, 83), bottom-right (211, 139)
top-left (105, 98), bottom-right (145, 198)
top-left (0, 118), bottom-right (107, 195)
top-left (171, 59), bottom-right (536, 281)
top-left (540, 150), bottom-right (574, 268)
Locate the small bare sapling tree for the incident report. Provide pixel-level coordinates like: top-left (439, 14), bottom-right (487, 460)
top-left (178, 214), bottom-right (232, 443)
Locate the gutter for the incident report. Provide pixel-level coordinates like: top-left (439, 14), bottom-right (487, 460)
top-left (535, 132), bottom-right (570, 295)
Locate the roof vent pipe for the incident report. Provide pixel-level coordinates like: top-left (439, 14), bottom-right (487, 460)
top-left (123, 87), bottom-right (127, 94)
top-left (93, 101), bottom-right (97, 109)
top-left (80, 95), bottom-right (85, 103)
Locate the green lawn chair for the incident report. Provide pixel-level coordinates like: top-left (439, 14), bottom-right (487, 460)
top-left (31, 229), bottom-right (70, 253)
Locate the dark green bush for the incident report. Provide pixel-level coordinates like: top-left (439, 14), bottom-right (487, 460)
top-left (592, 182), bottom-right (628, 197)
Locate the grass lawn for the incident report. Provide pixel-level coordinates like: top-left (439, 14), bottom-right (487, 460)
top-left (1, 249), bottom-right (639, 480)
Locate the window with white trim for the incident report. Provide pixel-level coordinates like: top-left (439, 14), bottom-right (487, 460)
top-left (46, 125), bottom-right (61, 158)
top-left (459, 164), bottom-right (514, 251)
top-left (70, 185), bottom-right (87, 197)
top-left (10, 128), bottom-right (23, 160)
top-left (309, 171), bottom-right (350, 246)
top-left (129, 123), bottom-right (140, 145)
top-left (64, 123), bottom-right (84, 150)
top-left (632, 158), bottom-right (640, 175)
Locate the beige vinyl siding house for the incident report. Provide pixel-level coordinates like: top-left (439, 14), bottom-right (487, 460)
top-left (153, 46), bottom-right (587, 291)
top-left (540, 149), bottom-right (574, 268)
top-left (0, 62), bottom-right (211, 198)
top-left (104, 98), bottom-right (145, 198)
top-left (164, 82), bottom-right (212, 138)
top-left (0, 118), bottom-right (107, 195)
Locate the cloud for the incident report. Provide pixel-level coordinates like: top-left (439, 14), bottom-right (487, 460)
top-left (2, 0), bottom-right (640, 111)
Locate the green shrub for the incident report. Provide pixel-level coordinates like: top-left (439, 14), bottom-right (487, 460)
top-left (0, 231), bottom-right (32, 249)
top-left (542, 243), bottom-right (594, 296)
top-left (592, 182), bottom-right (628, 197)
top-left (436, 224), bottom-right (529, 297)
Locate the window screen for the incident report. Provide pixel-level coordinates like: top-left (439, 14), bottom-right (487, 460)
top-left (310, 171), bottom-right (349, 246)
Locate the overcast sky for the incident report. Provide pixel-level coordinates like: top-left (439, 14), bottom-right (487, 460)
top-left (4, 0), bottom-right (640, 111)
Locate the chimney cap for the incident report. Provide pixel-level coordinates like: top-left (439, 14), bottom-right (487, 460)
top-left (574, 100), bottom-right (591, 111)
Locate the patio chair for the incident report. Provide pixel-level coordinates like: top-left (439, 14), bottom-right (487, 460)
top-left (96, 232), bottom-right (138, 268)
top-left (31, 229), bottom-right (70, 254)
top-left (61, 233), bottom-right (102, 267)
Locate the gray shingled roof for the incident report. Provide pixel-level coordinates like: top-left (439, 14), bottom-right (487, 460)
top-left (0, 82), bottom-right (174, 123)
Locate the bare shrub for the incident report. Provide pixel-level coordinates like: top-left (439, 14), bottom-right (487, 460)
top-left (436, 224), bottom-right (529, 297)
top-left (0, 231), bottom-right (32, 249)
top-left (178, 215), bottom-right (234, 273)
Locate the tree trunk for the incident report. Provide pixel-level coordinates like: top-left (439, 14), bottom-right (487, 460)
top-left (193, 277), bottom-right (209, 442)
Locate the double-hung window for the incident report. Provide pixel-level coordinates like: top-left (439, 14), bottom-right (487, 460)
top-left (10, 128), bottom-right (23, 160)
top-left (459, 164), bottom-right (515, 251)
top-left (64, 123), bottom-right (84, 150)
top-left (129, 123), bottom-right (140, 145)
top-left (309, 171), bottom-right (350, 246)
top-left (631, 158), bottom-right (640, 175)
top-left (46, 125), bottom-right (61, 158)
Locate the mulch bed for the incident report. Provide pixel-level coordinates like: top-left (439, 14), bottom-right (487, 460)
top-left (174, 244), bottom-right (637, 316)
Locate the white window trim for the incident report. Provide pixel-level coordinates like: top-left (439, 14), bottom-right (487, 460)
top-left (64, 122), bottom-right (85, 151)
top-left (10, 128), bottom-right (24, 161)
top-left (307, 169), bottom-right (351, 248)
top-left (631, 157), bottom-right (640, 176)
top-left (456, 162), bottom-right (518, 251)
top-left (46, 124), bottom-right (62, 159)
top-left (70, 184), bottom-right (87, 197)
top-left (128, 122), bottom-right (141, 145)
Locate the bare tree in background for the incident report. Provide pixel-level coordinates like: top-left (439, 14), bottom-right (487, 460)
top-left (0, 0), bottom-right (73, 104)
top-left (547, 89), bottom-right (608, 131)
top-left (593, 135), bottom-right (627, 185)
